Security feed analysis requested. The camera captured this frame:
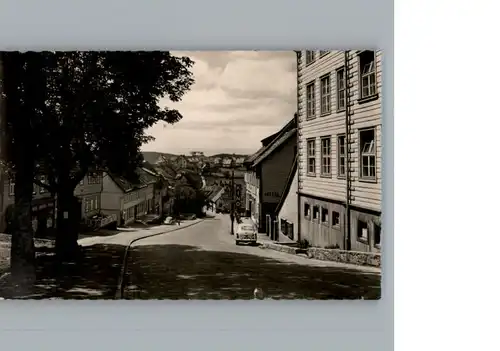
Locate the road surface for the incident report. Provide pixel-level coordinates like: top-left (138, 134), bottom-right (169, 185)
top-left (123, 214), bottom-right (381, 300)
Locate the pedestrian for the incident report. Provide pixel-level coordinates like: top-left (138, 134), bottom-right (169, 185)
top-left (176, 214), bottom-right (181, 226)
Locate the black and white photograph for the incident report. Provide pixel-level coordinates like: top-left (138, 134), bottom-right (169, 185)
top-left (0, 50), bottom-right (382, 300)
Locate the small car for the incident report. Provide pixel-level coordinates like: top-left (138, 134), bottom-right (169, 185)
top-left (235, 223), bottom-right (258, 245)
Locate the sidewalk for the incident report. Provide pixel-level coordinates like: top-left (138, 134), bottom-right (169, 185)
top-left (78, 219), bottom-right (203, 247)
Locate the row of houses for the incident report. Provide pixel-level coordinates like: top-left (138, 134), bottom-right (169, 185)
top-left (244, 49), bottom-right (382, 253)
top-left (148, 152), bottom-right (246, 170)
top-left (0, 162), bottom-right (176, 236)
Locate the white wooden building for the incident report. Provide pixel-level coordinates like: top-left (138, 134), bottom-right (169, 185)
top-left (297, 50), bottom-right (382, 252)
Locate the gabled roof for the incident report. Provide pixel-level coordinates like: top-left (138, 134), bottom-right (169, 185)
top-left (107, 167), bottom-right (157, 193)
top-left (275, 156), bottom-right (298, 215)
top-left (244, 116), bottom-right (296, 167)
top-left (203, 185), bottom-right (225, 202)
top-left (252, 128), bottom-right (296, 167)
top-left (260, 131), bottom-right (281, 147)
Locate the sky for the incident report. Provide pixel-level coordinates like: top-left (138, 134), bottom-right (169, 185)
top-left (141, 51), bottom-right (297, 156)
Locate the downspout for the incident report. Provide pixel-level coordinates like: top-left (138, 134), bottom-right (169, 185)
top-left (295, 50), bottom-right (301, 242)
top-left (344, 51), bottom-right (352, 251)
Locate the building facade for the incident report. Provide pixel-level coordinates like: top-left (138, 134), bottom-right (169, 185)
top-left (297, 50), bottom-right (382, 252)
top-left (244, 170), bottom-right (260, 226)
top-left (100, 169), bottom-right (157, 226)
top-left (275, 157), bottom-right (298, 243)
top-left (244, 117), bottom-right (297, 233)
top-left (74, 172), bottom-right (102, 223)
top-left (1, 174), bottom-right (56, 236)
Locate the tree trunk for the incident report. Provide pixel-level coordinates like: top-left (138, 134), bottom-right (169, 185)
top-left (2, 52), bottom-right (37, 290)
top-left (55, 185), bottom-right (81, 262)
top-left (10, 170), bottom-right (36, 285)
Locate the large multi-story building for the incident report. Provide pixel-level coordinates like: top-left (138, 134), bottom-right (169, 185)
top-left (296, 50), bottom-right (382, 253)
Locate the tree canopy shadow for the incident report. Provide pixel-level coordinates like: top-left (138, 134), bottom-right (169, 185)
top-left (17, 243), bottom-right (126, 299)
top-left (124, 244), bottom-right (381, 300)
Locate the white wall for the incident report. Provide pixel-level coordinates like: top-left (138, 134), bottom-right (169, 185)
top-left (101, 173), bottom-right (123, 213)
top-left (277, 169), bottom-right (298, 243)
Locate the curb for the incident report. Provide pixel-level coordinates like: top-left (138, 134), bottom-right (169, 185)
top-left (115, 218), bottom-right (204, 299)
top-left (260, 242), bottom-right (381, 269)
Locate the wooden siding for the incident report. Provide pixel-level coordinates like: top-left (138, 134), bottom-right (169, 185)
top-left (260, 136), bottom-right (296, 204)
top-left (297, 50), bottom-right (382, 213)
top-left (100, 173), bottom-right (123, 214)
top-left (299, 196), bottom-right (345, 248)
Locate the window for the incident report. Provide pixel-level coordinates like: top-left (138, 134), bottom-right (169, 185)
top-left (337, 135), bottom-right (346, 177)
top-left (320, 75), bottom-right (331, 114)
top-left (305, 51), bottom-right (315, 65)
top-left (359, 51), bottom-right (377, 99)
top-left (39, 175), bottom-right (46, 194)
top-left (84, 198), bottom-right (90, 213)
top-left (306, 82), bottom-right (316, 118)
top-left (319, 50), bottom-right (329, 57)
top-left (90, 199), bottom-right (95, 211)
top-left (87, 173), bottom-right (102, 185)
top-left (374, 223), bottom-right (381, 246)
top-left (312, 206), bottom-right (319, 221)
top-left (360, 128), bottom-right (376, 180)
top-left (336, 68), bottom-right (346, 110)
top-left (307, 139), bottom-right (316, 175)
top-left (280, 218), bottom-right (287, 234)
top-left (287, 222), bottom-right (294, 239)
top-left (321, 207), bottom-right (329, 224)
top-left (357, 220), bottom-right (368, 242)
top-left (304, 203), bottom-right (311, 219)
top-left (320, 137), bottom-right (331, 175)
top-left (332, 211), bottom-right (340, 227)
top-left (9, 179), bottom-right (15, 196)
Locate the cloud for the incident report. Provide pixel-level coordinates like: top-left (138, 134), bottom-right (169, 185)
top-left (142, 51), bottom-right (297, 155)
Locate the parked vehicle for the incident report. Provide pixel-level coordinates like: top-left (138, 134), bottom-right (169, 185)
top-left (235, 223), bottom-right (258, 245)
top-left (163, 216), bottom-right (175, 225)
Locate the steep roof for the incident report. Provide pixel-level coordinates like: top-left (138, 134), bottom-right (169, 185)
top-left (203, 185), bottom-right (225, 202)
top-left (274, 156), bottom-right (298, 215)
top-left (244, 116), bottom-right (296, 167)
top-left (251, 128), bottom-right (296, 167)
top-left (107, 167), bottom-right (157, 193)
top-left (260, 131), bottom-right (281, 147)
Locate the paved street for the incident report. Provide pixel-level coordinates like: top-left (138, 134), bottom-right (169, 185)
top-left (122, 214), bottom-right (381, 300)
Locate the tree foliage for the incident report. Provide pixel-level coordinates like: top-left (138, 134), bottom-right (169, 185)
top-left (1, 51), bottom-right (195, 260)
top-left (158, 157), bottom-right (208, 216)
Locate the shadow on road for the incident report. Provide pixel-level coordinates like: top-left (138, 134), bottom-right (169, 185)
top-left (125, 244), bottom-right (381, 300)
top-left (0, 244), bottom-right (126, 299)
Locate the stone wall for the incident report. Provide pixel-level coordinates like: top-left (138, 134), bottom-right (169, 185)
top-left (260, 242), bottom-right (381, 268)
top-left (307, 247), bottom-right (380, 268)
